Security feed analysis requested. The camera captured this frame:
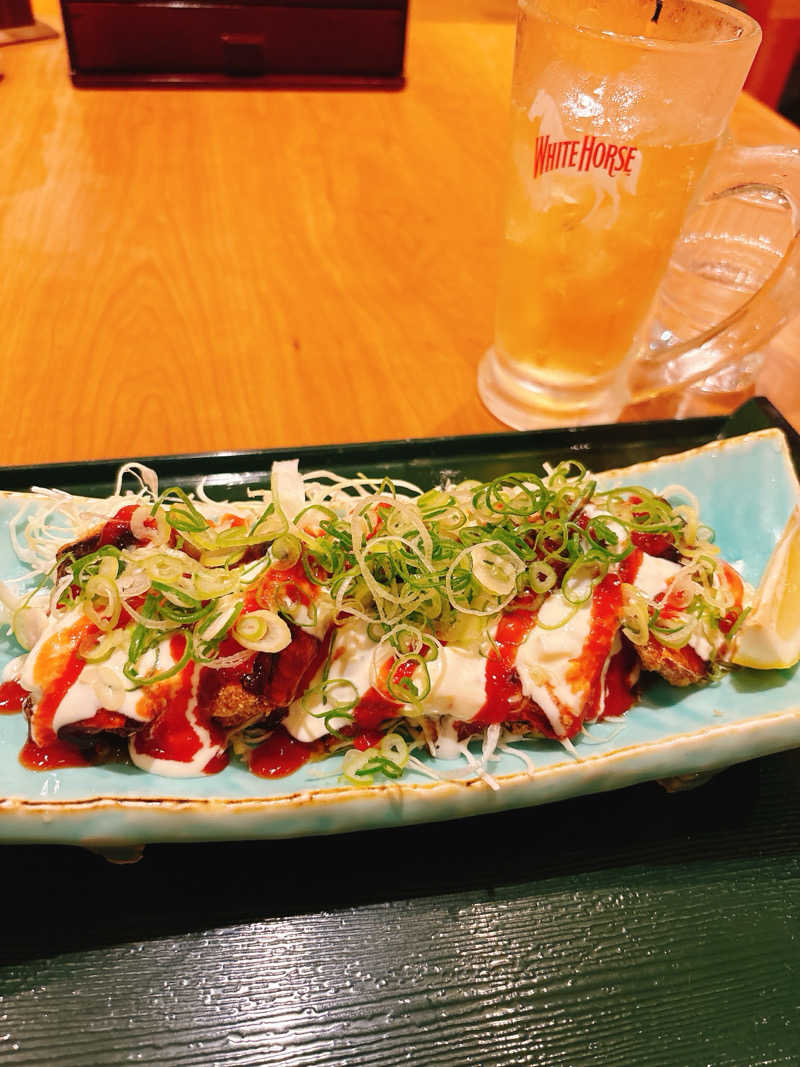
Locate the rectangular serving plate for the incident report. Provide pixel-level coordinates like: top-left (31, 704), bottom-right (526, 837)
top-left (1, 397), bottom-right (799, 851)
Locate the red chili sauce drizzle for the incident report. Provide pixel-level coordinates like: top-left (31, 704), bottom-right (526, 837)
top-left (244, 559), bottom-right (316, 613)
top-left (600, 641), bottom-right (640, 719)
top-left (470, 558), bottom-right (642, 737)
top-left (571, 572), bottom-right (624, 722)
top-left (26, 617), bottom-right (99, 750)
top-left (195, 636), bottom-right (256, 707)
top-left (20, 737), bottom-right (90, 770)
top-left (0, 680), bottom-right (27, 714)
top-left (263, 629), bottom-right (329, 708)
top-left (718, 561), bottom-right (745, 635)
top-left (130, 634), bottom-right (229, 773)
top-left (351, 729), bottom-right (384, 751)
top-left (249, 726), bottom-right (315, 778)
top-left (18, 618), bottom-right (104, 770)
top-left (474, 603), bottom-right (537, 726)
top-left (625, 494), bottom-right (677, 560)
top-left (352, 655), bottom-right (419, 729)
top-left (581, 552), bottom-right (641, 722)
top-left (99, 503), bottom-right (159, 549)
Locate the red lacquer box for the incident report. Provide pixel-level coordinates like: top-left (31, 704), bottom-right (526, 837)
top-left (58, 0), bottom-right (407, 87)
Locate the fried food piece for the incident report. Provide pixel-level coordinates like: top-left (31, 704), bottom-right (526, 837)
top-left (207, 630), bottom-right (328, 729)
top-left (636, 635), bottom-right (709, 687)
top-left (55, 507), bottom-right (142, 579)
top-left (208, 685), bottom-right (273, 729)
top-left (260, 630), bottom-right (325, 707)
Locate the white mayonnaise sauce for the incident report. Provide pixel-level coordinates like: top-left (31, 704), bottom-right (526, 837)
top-left (515, 594), bottom-right (594, 736)
top-left (19, 606), bottom-right (179, 737)
top-left (632, 554), bottom-right (681, 601)
top-left (632, 553), bottom-right (715, 660)
top-left (18, 607), bottom-right (85, 702)
top-left (284, 620), bottom-right (380, 742)
top-left (283, 595), bottom-right (335, 641)
top-left (428, 715), bottom-right (467, 760)
top-left (51, 641), bottom-right (177, 735)
top-left (284, 619), bottom-right (494, 743)
top-left (425, 647), bottom-right (487, 721)
top-left (286, 586), bottom-right (617, 742)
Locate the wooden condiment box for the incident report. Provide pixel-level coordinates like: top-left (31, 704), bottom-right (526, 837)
top-left (58, 0), bottom-right (407, 87)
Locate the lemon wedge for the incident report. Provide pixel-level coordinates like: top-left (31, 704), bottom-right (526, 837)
top-left (731, 505), bottom-right (800, 670)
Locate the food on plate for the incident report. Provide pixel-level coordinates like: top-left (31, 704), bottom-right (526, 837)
top-left (0, 455), bottom-right (774, 787)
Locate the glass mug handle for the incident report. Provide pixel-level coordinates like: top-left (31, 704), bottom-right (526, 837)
top-left (628, 145), bottom-right (800, 404)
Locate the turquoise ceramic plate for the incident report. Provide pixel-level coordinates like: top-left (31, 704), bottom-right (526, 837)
top-left (1, 404), bottom-right (799, 849)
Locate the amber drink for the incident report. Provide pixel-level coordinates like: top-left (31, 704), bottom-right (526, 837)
top-left (479, 0), bottom-right (761, 428)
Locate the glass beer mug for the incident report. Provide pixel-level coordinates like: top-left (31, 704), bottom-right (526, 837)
top-left (479, 0), bottom-right (800, 429)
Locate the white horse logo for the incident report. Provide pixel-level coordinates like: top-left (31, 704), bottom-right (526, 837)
top-left (527, 89), bottom-right (642, 227)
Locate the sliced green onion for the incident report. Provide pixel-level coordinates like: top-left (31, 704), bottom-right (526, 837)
top-left (385, 654), bottom-right (431, 704)
top-left (528, 560), bottom-right (556, 594)
top-left (124, 633), bottom-right (193, 688)
top-left (561, 556), bottom-right (606, 606)
top-left (379, 731), bottom-right (409, 767)
top-left (156, 487), bottom-right (209, 534)
top-left (233, 610), bottom-right (291, 653)
top-left (270, 534), bottom-right (301, 570)
top-left (342, 748), bottom-right (374, 786)
top-left (83, 574), bottom-right (121, 632)
top-left (80, 628), bottom-right (127, 663)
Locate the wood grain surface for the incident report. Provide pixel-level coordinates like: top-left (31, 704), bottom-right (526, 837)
top-left (1, 751), bottom-right (798, 1066)
top-left (0, 0), bottom-right (799, 467)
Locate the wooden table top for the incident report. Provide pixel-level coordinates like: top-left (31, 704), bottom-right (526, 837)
top-left (1, 0), bottom-right (799, 468)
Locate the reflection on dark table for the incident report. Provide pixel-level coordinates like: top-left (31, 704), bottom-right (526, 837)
top-left (2, 750), bottom-right (799, 1066)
